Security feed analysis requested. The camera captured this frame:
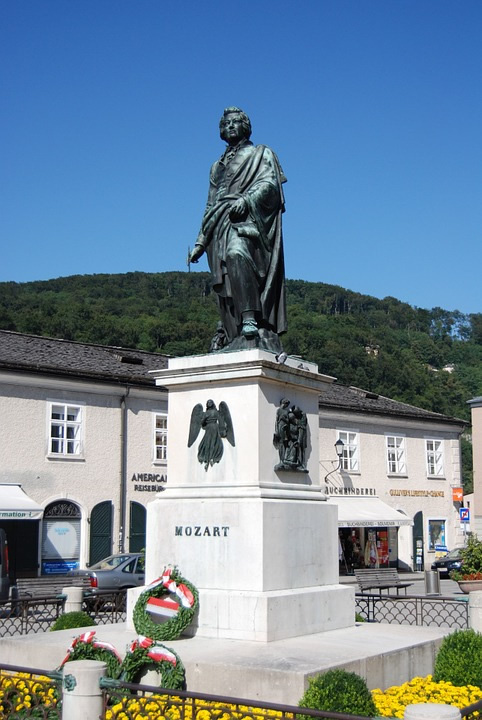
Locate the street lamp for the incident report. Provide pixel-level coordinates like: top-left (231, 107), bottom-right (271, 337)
top-left (334, 439), bottom-right (344, 463)
top-left (324, 439), bottom-right (344, 484)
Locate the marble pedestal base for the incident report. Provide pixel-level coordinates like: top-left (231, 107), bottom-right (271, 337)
top-left (137, 350), bottom-right (355, 641)
top-left (141, 494), bottom-right (354, 641)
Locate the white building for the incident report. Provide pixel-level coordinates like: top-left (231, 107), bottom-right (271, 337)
top-left (467, 397), bottom-right (482, 538)
top-left (0, 330), bottom-right (466, 578)
top-left (0, 330), bottom-right (168, 578)
top-left (319, 383), bottom-right (466, 571)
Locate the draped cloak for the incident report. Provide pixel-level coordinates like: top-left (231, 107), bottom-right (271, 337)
top-left (196, 142), bottom-right (287, 344)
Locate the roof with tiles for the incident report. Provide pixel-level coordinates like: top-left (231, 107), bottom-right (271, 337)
top-left (0, 330), bottom-right (465, 425)
top-left (319, 381), bottom-right (465, 426)
top-left (0, 329), bottom-right (168, 386)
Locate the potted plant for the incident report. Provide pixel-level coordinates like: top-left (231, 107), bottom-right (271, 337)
top-left (450, 534), bottom-right (482, 592)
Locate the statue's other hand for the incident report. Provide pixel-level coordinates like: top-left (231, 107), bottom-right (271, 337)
top-left (229, 197), bottom-right (248, 223)
top-left (189, 244), bottom-right (204, 263)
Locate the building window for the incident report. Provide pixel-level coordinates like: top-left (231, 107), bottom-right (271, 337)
top-left (337, 431), bottom-right (359, 472)
top-left (428, 518), bottom-right (446, 551)
top-left (49, 403), bottom-right (82, 456)
top-left (426, 439), bottom-right (444, 477)
top-left (386, 435), bottom-right (406, 474)
top-left (154, 414), bottom-right (168, 462)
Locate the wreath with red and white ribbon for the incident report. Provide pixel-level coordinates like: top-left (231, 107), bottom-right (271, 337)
top-left (60, 631), bottom-right (122, 678)
top-left (120, 635), bottom-right (185, 688)
top-left (133, 566), bottom-right (198, 641)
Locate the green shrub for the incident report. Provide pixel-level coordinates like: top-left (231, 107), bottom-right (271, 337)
top-left (451, 534), bottom-right (482, 581)
top-left (51, 611), bottom-right (96, 631)
top-left (298, 669), bottom-right (377, 717)
top-left (433, 629), bottom-right (482, 687)
top-left (355, 612), bottom-right (366, 622)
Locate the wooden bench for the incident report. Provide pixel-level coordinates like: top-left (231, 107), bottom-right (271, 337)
top-left (355, 569), bottom-right (413, 595)
top-left (13, 574), bottom-right (92, 598)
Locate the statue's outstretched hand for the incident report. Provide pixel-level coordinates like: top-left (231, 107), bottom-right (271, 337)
top-left (189, 244), bottom-right (204, 264)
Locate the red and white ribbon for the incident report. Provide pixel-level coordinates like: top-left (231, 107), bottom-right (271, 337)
top-left (147, 643), bottom-right (177, 665)
top-left (128, 635), bottom-right (177, 665)
top-left (61, 631), bottom-right (121, 665)
top-left (144, 568), bottom-right (194, 608)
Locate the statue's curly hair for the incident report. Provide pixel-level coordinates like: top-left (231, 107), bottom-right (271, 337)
top-left (219, 107), bottom-right (252, 141)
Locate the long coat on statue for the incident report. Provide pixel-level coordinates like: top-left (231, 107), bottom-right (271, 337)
top-left (196, 140), bottom-right (287, 345)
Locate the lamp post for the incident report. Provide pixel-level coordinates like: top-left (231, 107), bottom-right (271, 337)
top-left (334, 438), bottom-right (344, 464)
top-left (325, 439), bottom-right (344, 485)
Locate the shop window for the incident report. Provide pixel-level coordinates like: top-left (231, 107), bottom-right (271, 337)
top-left (386, 435), bottom-right (406, 474)
top-left (426, 439), bottom-right (444, 477)
top-left (428, 518), bottom-right (446, 550)
top-left (154, 413), bottom-right (168, 462)
top-left (48, 402), bottom-right (83, 456)
top-left (337, 431), bottom-right (359, 472)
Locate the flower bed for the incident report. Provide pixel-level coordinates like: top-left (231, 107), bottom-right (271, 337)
top-left (372, 675), bottom-right (482, 718)
top-left (0, 670), bottom-right (59, 717)
top-left (105, 677), bottom-right (482, 720)
top-left (105, 697), bottom-right (289, 720)
top-left (2, 669), bottom-right (482, 719)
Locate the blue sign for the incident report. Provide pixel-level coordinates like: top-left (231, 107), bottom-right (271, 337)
top-left (42, 560), bottom-right (79, 574)
top-left (460, 508), bottom-right (470, 523)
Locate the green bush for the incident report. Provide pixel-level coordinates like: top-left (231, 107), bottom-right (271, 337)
top-left (451, 534), bottom-right (482, 581)
top-left (51, 611), bottom-right (96, 631)
top-left (298, 669), bottom-right (377, 717)
top-left (433, 629), bottom-right (482, 687)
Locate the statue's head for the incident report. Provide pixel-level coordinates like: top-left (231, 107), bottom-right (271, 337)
top-left (206, 399), bottom-right (215, 409)
top-left (219, 107), bottom-right (252, 143)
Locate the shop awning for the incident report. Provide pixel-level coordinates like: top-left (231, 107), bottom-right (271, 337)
top-left (0, 484), bottom-right (44, 520)
top-left (328, 496), bottom-right (413, 528)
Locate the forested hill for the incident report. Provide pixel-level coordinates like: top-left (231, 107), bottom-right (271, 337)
top-left (0, 271), bottom-right (480, 425)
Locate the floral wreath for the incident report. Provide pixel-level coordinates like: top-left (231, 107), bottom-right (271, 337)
top-left (120, 635), bottom-right (185, 689)
top-left (133, 566), bottom-right (198, 641)
top-left (60, 631), bottom-right (122, 678)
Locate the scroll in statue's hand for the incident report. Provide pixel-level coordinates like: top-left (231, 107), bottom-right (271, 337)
top-left (229, 197), bottom-right (248, 223)
top-left (189, 244), bottom-right (205, 264)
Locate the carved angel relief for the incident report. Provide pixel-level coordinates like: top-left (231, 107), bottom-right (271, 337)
top-left (188, 400), bottom-right (235, 470)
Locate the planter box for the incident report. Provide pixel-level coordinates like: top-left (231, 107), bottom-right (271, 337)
top-left (457, 580), bottom-right (482, 594)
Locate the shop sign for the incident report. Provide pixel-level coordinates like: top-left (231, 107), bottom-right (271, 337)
top-left (0, 510), bottom-right (38, 519)
top-left (343, 520), bottom-right (401, 527)
top-left (42, 560), bottom-right (79, 574)
top-left (434, 544), bottom-right (448, 559)
top-left (327, 487), bottom-right (376, 496)
top-left (131, 473), bottom-right (167, 493)
top-left (452, 487), bottom-right (463, 502)
top-left (389, 489), bottom-right (444, 497)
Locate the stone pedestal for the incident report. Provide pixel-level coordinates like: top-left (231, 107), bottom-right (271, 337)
top-left (143, 350), bottom-right (354, 642)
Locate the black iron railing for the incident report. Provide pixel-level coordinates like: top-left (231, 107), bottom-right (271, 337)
top-left (82, 589), bottom-right (127, 624)
top-left (0, 596), bottom-right (64, 637)
top-left (0, 662), bottom-right (62, 718)
top-left (100, 679), bottom-right (379, 720)
top-left (0, 588), bottom-right (127, 637)
top-left (461, 697), bottom-right (482, 718)
top-left (355, 592), bottom-right (469, 628)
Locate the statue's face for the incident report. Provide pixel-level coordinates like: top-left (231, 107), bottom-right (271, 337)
top-left (221, 113), bottom-right (246, 145)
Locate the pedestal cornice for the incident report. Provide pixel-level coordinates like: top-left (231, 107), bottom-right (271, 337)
top-left (150, 349), bottom-right (335, 393)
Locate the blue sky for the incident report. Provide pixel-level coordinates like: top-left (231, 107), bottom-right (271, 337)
top-left (1, 1), bottom-right (481, 314)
